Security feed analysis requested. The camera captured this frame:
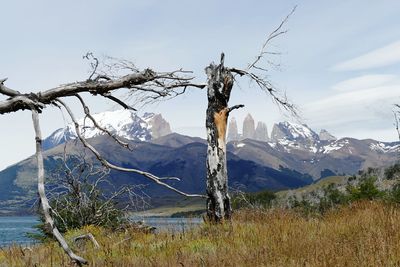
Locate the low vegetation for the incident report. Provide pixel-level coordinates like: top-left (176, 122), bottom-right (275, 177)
top-left (2, 201), bottom-right (400, 266)
top-left (286, 167), bottom-right (400, 216)
top-left (2, 164), bottom-right (400, 266)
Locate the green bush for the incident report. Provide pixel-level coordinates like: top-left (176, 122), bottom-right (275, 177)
top-left (346, 176), bottom-right (385, 201)
top-left (318, 183), bottom-right (348, 213)
top-left (232, 190), bottom-right (276, 209)
top-left (30, 159), bottom-right (132, 241)
top-left (385, 163), bottom-right (400, 180)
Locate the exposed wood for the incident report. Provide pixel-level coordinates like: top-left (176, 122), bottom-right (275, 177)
top-left (205, 53), bottom-right (244, 222)
top-left (0, 68), bottom-right (205, 114)
top-left (32, 110), bottom-right (88, 265)
top-left (0, 61), bottom-right (207, 264)
top-left (73, 233), bottom-right (100, 249)
top-left (1, 8), bottom-right (298, 262)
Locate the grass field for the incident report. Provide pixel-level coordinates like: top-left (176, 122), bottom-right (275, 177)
top-left (2, 200), bottom-right (400, 266)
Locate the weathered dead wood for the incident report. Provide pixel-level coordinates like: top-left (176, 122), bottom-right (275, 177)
top-left (205, 53), bottom-right (244, 222)
top-left (0, 68), bottom-right (205, 114)
top-left (73, 233), bottom-right (100, 249)
top-left (204, 8), bottom-right (297, 223)
top-left (0, 60), bottom-right (207, 264)
top-left (1, 7), bottom-right (298, 263)
top-left (75, 94), bottom-right (132, 150)
top-left (395, 105), bottom-right (400, 141)
top-left (32, 110), bottom-right (88, 265)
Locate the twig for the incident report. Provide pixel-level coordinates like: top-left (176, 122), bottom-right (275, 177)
top-left (74, 94), bottom-right (132, 150)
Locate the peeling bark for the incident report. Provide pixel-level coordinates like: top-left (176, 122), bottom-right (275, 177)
top-left (205, 54), bottom-right (242, 222)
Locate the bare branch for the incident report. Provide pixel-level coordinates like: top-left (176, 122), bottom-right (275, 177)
top-left (225, 6), bottom-right (298, 118)
top-left (158, 176), bottom-right (181, 181)
top-left (101, 93), bottom-right (137, 111)
top-left (73, 233), bottom-right (100, 249)
top-left (0, 78), bottom-right (21, 97)
top-left (74, 94), bottom-right (132, 150)
top-left (31, 110), bottom-right (87, 265)
top-left (0, 63), bottom-right (205, 115)
top-left (83, 52), bottom-right (99, 81)
top-left (247, 5), bottom-right (297, 71)
top-left (230, 68), bottom-right (298, 116)
top-left (227, 104), bottom-right (245, 114)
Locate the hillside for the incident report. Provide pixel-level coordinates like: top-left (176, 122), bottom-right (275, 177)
top-left (0, 134), bottom-right (311, 214)
top-left (0, 110), bottom-right (398, 214)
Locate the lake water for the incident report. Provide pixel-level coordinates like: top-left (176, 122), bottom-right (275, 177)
top-left (0, 216), bottom-right (202, 247)
top-left (0, 216), bottom-right (40, 247)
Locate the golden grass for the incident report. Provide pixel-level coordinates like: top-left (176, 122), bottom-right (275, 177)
top-left (276, 175), bottom-right (347, 198)
top-left (2, 201), bottom-right (400, 266)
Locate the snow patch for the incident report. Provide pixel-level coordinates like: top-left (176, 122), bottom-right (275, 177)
top-left (370, 142), bottom-right (400, 153)
top-left (236, 143), bottom-right (246, 148)
top-left (45, 110), bottom-right (156, 147)
top-left (268, 142), bottom-right (276, 148)
top-left (322, 142), bottom-right (343, 154)
top-left (281, 121), bottom-right (315, 139)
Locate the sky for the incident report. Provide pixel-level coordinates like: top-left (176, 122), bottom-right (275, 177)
top-left (0, 0), bottom-right (400, 170)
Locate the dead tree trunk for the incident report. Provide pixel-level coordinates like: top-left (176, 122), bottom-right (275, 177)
top-left (205, 54), bottom-right (243, 222)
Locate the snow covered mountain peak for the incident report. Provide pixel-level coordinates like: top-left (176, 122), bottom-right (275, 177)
top-left (43, 109), bottom-right (171, 150)
top-left (271, 121), bottom-right (319, 142)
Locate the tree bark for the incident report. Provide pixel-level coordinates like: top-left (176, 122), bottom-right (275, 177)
top-left (205, 54), bottom-right (238, 222)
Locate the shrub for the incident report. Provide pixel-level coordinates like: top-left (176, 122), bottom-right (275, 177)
top-left (385, 163), bottom-right (400, 180)
top-left (30, 157), bottom-right (143, 241)
top-left (347, 176), bottom-right (385, 201)
top-left (318, 183), bottom-right (348, 213)
top-left (232, 190), bottom-right (276, 209)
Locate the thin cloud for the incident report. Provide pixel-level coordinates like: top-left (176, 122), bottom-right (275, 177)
top-left (332, 40), bottom-right (400, 71)
top-left (332, 74), bottom-right (397, 92)
top-left (303, 84), bottom-right (400, 141)
top-left (307, 85), bottom-right (400, 111)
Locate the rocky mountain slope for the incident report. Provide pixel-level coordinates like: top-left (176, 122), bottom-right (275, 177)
top-left (43, 110), bottom-right (171, 150)
top-left (228, 114), bottom-right (269, 142)
top-left (0, 110), bottom-right (398, 213)
top-left (0, 134), bottom-right (311, 214)
top-left (231, 121), bottom-right (399, 179)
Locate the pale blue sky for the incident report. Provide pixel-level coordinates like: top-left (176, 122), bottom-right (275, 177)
top-left (1, 0), bottom-right (400, 170)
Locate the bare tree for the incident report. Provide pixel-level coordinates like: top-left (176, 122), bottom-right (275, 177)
top-left (1, 61), bottom-right (206, 265)
top-left (0, 6), bottom-right (296, 264)
top-left (204, 7), bottom-right (297, 222)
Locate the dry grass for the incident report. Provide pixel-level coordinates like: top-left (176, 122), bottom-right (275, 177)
top-left (2, 201), bottom-right (400, 266)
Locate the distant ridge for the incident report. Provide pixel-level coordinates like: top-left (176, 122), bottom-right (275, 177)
top-left (0, 111), bottom-right (399, 214)
top-left (43, 110), bottom-right (171, 150)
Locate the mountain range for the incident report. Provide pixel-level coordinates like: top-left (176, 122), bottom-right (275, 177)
top-left (0, 109), bottom-right (398, 214)
top-left (43, 110), bottom-right (172, 150)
